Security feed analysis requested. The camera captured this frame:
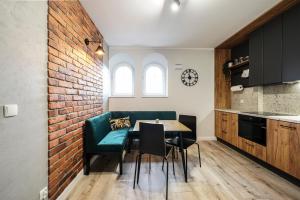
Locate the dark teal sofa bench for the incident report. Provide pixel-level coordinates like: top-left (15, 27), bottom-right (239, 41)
top-left (84, 111), bottom-right (176, 175)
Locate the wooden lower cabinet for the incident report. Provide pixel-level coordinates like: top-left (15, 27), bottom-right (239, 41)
top-left (216, 112), bottom-right (300, 179)
top-left (267, 119), bottom-right (300, 179)
top-left (238, 136), bottom-right (267, 161)
top-left (215, 111), bottom-right (238, 146)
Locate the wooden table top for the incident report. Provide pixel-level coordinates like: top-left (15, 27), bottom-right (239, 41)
top-left (133, 120), bottom-right (192, 132)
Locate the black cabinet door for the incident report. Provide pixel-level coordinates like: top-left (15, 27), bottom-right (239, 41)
top-left (249, 28), bottom-right (263, 86)
top-left (283, 4), bottom-right (300, 82)
top-left (263, 16), bottom-right (283, 85)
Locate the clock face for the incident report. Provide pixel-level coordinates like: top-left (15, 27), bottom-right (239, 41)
top-left (181, 69), bottom-right (198, 86)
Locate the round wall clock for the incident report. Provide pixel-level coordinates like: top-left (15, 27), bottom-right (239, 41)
top-left (181, 69), bottom-right (198, 86)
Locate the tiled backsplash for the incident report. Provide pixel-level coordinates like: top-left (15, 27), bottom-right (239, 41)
top-left (231, 83), bottom-right (300, 115)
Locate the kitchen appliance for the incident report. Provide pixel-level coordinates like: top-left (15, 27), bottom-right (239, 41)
top-left (238, 114), bottom-right (266, 146)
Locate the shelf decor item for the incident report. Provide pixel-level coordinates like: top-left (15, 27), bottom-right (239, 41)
top-left (181, 69), bottom-right (198, 86)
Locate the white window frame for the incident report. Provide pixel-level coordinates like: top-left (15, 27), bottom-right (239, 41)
top-left (111, 63), bottom-right (135, 97)
top-left (143, 63), bottom-right (168, 97)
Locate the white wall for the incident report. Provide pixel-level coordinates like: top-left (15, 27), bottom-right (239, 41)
top-left (0, 1), bottom-right (48, 200)
top-left (102, 42), bottom-right (110, 112)
top-left (109, 48), bottom-right (215, 140)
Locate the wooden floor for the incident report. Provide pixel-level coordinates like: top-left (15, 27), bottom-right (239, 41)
top-left (67, 141), bottom-right (300, 200)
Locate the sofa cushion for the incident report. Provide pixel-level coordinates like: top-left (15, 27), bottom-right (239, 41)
top-left (97, 129), bottom-right (129, 152)
top-left (85, 112), bottom-right (112, 153)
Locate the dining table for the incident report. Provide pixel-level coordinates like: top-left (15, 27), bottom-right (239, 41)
top-left (133, 120), bottom-right (192, 182)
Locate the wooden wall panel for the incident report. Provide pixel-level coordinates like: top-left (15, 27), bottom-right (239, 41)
top-left (215, 49), bottom-right (231, 109)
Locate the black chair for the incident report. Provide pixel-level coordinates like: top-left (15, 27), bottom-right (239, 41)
top-left (166, 115), bottom-right (201, 172)
top-left (133, 122), bottom-right (174, 200)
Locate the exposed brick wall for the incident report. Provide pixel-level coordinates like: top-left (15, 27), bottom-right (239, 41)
top-left (47, 1), bottom-right (103, 199)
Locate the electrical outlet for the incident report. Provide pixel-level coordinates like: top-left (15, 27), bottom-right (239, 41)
top-left (40, 187), bottom-right (48, 200)
top-left (240, 99), bottom-right (244, 104)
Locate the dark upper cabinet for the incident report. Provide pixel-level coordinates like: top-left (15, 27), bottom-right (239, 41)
top-left (263, 16), bottom-right (283, 85)
top-left (283, 4), bottom-right (300, 82)
top-left (249, 28), bottom-right (263, 86)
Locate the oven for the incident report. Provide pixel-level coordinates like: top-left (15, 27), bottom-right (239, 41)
top-left (238, 115), bottom-right (266, 146)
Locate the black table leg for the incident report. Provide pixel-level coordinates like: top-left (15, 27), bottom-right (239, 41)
top-left (179, 132), bottom-right (187, 182)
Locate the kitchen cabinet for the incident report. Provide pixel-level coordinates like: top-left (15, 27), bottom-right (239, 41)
top-left (238, 136), bottom-right (267, 161)
top-left (263, 16), bottom-right (283, 85)
top-left (283, 4), bottom-right (300, 82)
top-left (267, 120), bottom-right (300, 179)
top-left (215, 111), bottom-right (222, 139)
top-left (249, 28), bottom-right (263, 86)
top-left (215, 111), bottom-right (238, 146)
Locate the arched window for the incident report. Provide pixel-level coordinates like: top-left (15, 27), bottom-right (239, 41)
top-left (112, 63), bottom-right (134, 96)
top-left (143, 64), bottom-right (167, 96)
top-left (143, 53), bottom-right (168, 97)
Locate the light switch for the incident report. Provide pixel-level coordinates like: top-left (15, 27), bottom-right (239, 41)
top-left (3, 104), bottom-right (18, 117)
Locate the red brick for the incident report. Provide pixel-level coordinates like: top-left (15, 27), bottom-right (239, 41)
top-left (49, 129), bottom-right (66, 141)
top-left (48, 86), bottom-right (65, 94)
top-left (58, 107), bottom-right (73, 115)
top-left (73, 95), bottom-right (83, 101)
top-left (49, 115), bottom-right (66, 125)
top-left (65, 89), bottom-right (77, 95)
top-left (49, 102), bottom-right (66, 109)
top-left (58, 80), bottom-right (73, 88)
top-left (48, 110), bottom-right (58, 118)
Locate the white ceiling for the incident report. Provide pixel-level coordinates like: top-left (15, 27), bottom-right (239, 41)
top-left (80, 0), bottom-right (281, 48)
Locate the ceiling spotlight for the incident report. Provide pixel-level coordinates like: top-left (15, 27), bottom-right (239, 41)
top-left (171, 0), bottom-right (180, 12)
top-left (84, 38), bottom-right (105, 56)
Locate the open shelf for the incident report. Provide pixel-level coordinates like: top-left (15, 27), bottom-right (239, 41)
top-left (229, 60), bottom-right (249, 70)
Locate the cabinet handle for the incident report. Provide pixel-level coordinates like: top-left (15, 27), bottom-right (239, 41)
top-left (222, 130), bottom-right (227, 134)
top-left (222, 119), bottom-right (227, 122)
top-left (280, 124), bottom-right (296, 130)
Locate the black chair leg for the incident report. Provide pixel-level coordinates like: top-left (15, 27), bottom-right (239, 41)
top-left (166, 158), bottom-right (169, 200)
top-left (149, 155), bottom-right (151, 174)
top-left (84, 153), bottom-right (90, 175)
top-left (127, 137), bottom-right (132, 153)
top-left (119, 152), bottom-right (123, 175)
top-left (185, 149), bottom-right (188, 180)
top-left (137, 154), bottom-right (142, 184)
top-left (133, 154), bottom-right (139, 189)
top-left (172, 147), bottom-right (175, 176)
top-left (196, 143), bottom-right (201, 167)
top-left (162, 158), bottom-right (164, 171)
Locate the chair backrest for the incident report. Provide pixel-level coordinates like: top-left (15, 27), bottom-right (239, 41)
top-left (139, 122), bottom-right (166, 157)
top-left (179, 115), bottom-right (197, 140)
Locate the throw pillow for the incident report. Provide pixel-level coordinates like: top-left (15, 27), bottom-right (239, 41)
top-left (110, 116), bottom-right (131, 130)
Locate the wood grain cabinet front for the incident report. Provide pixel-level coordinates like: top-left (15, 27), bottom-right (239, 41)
top-left (267, 119), bottom-right (300, 179)
top-left (215, 111), bottom-right (238, 147)
top-left (238, 136), bottom-right (267, 161)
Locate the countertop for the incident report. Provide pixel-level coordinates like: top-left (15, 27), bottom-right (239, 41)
top-left (215, 108), bottom-right (300, 124)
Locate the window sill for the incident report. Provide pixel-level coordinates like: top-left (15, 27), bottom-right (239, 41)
top-left (109, 96), bottom-right (136, 98)
top-left (142, 96), bottom-right (168, 98)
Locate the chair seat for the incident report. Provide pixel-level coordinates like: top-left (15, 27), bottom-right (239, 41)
top-left (97, 129), bottom-right (129, 152)
top-left (165, 137), bottom-right (196, 149)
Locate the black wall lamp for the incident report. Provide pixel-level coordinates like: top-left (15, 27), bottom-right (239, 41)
top-left (84, 38), bottom-right (105, 56)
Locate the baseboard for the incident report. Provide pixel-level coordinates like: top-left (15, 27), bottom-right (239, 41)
top-left (56, 169), bottom-right (83, 200)
top-left (198, 136), bottom-right (217, 141)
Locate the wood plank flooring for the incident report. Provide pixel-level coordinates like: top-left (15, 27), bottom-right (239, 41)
top-left (67, 141), bottom-right (300, 200)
